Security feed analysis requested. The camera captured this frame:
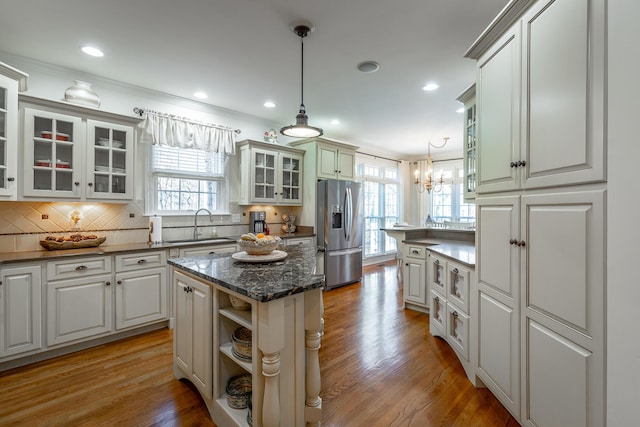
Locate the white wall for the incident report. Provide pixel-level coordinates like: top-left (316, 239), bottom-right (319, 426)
top-left (607, 1), bottom-right (640, 424)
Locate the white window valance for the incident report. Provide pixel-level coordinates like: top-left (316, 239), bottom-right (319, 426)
top-left (137, 109), bottom-right (239, 155)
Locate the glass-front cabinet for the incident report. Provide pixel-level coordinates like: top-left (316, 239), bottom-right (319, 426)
top-left (23, 108), bottom-right (82, 198)
top-left (237, 139), bottom-right (304, 206)
top-left (87, 120), bottom-right (133, 199)
top-left (21, 97), bottom-right (136, 200)
top-left (457, 84), bottom-right (476, 202)
top-left (0, 63), bottom-right (27, 199)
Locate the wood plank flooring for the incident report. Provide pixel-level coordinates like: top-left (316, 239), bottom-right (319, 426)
top-left (0, 261), bottom-right (518, 426)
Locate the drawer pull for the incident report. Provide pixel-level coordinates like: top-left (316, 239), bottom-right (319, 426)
top-left (434, 259), bottom-right (439, 265)
top-left (105, 281), bottom-right (111, 286)
top-left (117, 280), bottom-right (122, 285)
top-left (411, 249), bottom-right (419, 254)
top-left (452, 311), bottom-right (458, 318)
top-left (137, 259), bottom-right (147, 264)
top-left (209, 251), bottom-right (216, 255)
top-left (452, 268), bottom-right (459, 274)
top-left (434, 296), bottom-right (439, 303)
top-left (75, 265), bottom-right (88, 271)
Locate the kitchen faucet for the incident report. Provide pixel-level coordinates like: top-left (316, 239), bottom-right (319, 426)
top-left (193, 208), bottom-right (213, 239)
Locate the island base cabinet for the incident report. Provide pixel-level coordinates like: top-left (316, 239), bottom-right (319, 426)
top-left (173, 271), bottom-right (212, 400)
top-left (0, 265), bottom-right (42, 358)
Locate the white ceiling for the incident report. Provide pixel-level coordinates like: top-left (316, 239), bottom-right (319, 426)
top-left (0, 0), bottom-right (508, 158)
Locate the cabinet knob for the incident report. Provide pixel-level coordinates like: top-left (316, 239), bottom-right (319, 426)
top-left (434, 259), bottom-right (439, 265)
top-left (405, 263), bottom-right (408, 266)
top-left (434, 296), bottom-right (439, 303)
top-left (7, 177), bottom-right (14, 182)
top-left (74, 182), bottom-right (80, 186)
top-left (137, 259), bottom-right (147, 264)
top-left (88, 182), bottom-right (93, 187)
top-left (75, 265), bottom-right (88, 271)
top-left (209, 251), bottom-right (216, 255)
top-left (509, 239), bottom-right (518, 245)
top-left (510, 161), bottom-right (517, 168)
top-left (0, 280), bottom-right (2, 285)
top-left (518, 240), bottom-right (526, 247)
top-left (452, 311), bottom-right (459, 318)
top-left (117, 280), bottom-right (122, 285)
top-left (452, 268), bottom-right (459, 274)
top-left (105, 281), bottom-right (111, 286)
top-left (518, 160), bottom-right (527, 167)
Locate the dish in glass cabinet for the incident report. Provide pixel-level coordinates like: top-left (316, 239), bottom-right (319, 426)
top-left (231, 250), bottom-right (287, 263)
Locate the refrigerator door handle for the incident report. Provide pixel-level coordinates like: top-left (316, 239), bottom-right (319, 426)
top-left (344, 187), bottom-right (353, 241)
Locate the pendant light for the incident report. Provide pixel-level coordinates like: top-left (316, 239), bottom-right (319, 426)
top-left (280, 21), bottom-right (323, 138)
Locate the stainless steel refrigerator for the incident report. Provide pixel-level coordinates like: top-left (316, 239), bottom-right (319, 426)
top-left (317, 179), bottom-right (363, 290)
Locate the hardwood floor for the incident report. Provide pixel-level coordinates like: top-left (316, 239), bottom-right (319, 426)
top-left (0, 261), bottom-right (518, 426)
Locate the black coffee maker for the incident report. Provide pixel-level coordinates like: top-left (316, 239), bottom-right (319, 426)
top-left (249, 211), bottom-right (267, 234)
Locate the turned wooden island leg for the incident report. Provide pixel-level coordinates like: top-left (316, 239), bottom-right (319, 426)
top-left (305, 288), bottom-right (323, 426)
top-left (259, 298), bottom-right (285, 427)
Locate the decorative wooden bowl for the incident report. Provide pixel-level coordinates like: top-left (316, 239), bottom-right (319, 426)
top-left (40, 236), bottom-right (106, 251)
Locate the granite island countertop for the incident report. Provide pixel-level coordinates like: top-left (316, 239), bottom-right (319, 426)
top-left (168, 244), bottom-right (324, 302)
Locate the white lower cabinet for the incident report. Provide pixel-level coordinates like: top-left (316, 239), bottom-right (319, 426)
top-left (403, 245), bottom-right (428, 312)
top-left (174, 270), bottom-right (213, 399)
top-left (46, 273), bottom-right (113, 346)
top-left (115, 251), bottom-right (167, 330)
top-left (0, 264), bottom-right (42, 358)
top-left (428, 251), bottom-right (476, 383)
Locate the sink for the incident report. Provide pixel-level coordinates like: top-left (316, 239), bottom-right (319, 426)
top-left (165, 237), bottom-right (236, 245)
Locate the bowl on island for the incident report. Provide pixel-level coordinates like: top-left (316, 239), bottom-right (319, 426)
top-left (237, 233), bottom-right (280, 255)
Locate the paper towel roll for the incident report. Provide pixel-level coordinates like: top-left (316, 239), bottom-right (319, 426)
top-left (149, 216), bottom-right (163, 243)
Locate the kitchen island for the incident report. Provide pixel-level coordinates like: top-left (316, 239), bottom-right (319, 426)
top-left (168, 244), bottom-right (324, 427)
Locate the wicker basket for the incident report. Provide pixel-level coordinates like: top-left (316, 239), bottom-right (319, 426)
top-left (226, 374), bottom-right (252, 409)
top-left (232, 326), bottom-right (252, 361)
top-left (229, 295), bottom-right (251, 311)
top-left (237, 237), bottom-right (280, 255)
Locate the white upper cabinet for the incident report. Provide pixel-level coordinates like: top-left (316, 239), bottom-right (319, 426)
top-left (237, 139), bottom-right (304, 206)
top-left (20, 96), bottom-right (138, 201)
top-left (0, 64), bottom-right (27, 200)
top-left (473, 0), bottom-right (606, 194)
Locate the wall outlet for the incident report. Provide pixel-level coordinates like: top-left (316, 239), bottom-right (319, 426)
top-left (41, 214), bottom-right (49, 220)
top-left (232, 214), bottom-right (241, 223)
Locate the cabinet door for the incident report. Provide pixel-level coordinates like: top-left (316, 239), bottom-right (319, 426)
top-left (0, 265), bottom-right (42, 357)
top-left (317, 144), bottom-right (338, 179)
top-left (427, 252), bottom-right (447, 297)
top-left (251, 147), bottom-right (277, 203)
top-left (46, 273), bottom-right (113, 346)
top-left (337, 150), bottom-right (355, 180)
top-left (278, 151), bottom-right (303, 205)
top-left (173, 271), bottom-right (212, 399)
top-left (476, 23), bottom-right (521, 194)
top-left (521, 0), bottom-right (605, 189)
top-left (429, 290), bottom-right (446, 337)
top-left (23, 108), bottom-right (82, 198)
top-left (446, 302), bottom-right (470, 361)
top-left (404, 258), bottom-right (426, 306)
top-left (0, 74), bottom-right (19, 199)
top-left (478, 291), bottom-right (520, 418)
top-left (86, 119), bottom-right (134, 200)
top-left (115, 266), bottom-right (167, 330)
top-left (447, 261), bottom-right (470, 313)
top-left (463, 97), bottom-right (477, 201)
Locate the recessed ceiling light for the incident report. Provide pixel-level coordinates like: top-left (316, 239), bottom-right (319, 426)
top-left (331, 119), bottom-right (340, 125)
top-left (423, 83), bottom-right (439, 91)
top-left (194, 91), bottom-right (208, 99)
top-left (456, 107), bottom-right (464, 113)
top-left (81, 46), bottom-right (103, 57)
top-left (357, 61), bottom-right (380, 73)
top-left (264, 101), bottom-right (276, 108)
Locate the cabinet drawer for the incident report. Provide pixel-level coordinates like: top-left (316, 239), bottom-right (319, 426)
top-left (429, 290), bottom-right (446, 337)
top-left (448, 262), bottom-right (470, 313)
top-left (47, 256), bottom-right (112, 281)
top-left (286, 237), bottom-right (313, 247)
top-left (179, 244), bottom-right (237, 258)
top-left (406, 246), bottom-right (426, 259)
top-left (115, 251), bottom-right (166, 272)
top-left (447, 302), bottom-right (470, 361)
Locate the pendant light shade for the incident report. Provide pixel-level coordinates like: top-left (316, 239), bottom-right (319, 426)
top-left (280, 22), bottom-right (323, 138)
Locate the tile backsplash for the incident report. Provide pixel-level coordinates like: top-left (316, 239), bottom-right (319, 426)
top-left (0, 202), bottom-right (304, 252)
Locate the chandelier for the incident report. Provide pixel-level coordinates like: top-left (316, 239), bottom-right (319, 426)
top-left (415, 137), bottom-right (449, 194)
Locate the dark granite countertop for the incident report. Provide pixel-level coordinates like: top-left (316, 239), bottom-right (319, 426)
top-left (168, 244), bottom-right (324, 302)
top-left (0, 231), bottom-right (316, 265)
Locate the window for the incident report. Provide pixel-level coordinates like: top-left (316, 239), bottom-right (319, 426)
top-left (429, 160), bottom-right (475, 223)
top-left (148, 145), bottom-right (228, 214)
top-left (357, 156), bottom-right (400, 258)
